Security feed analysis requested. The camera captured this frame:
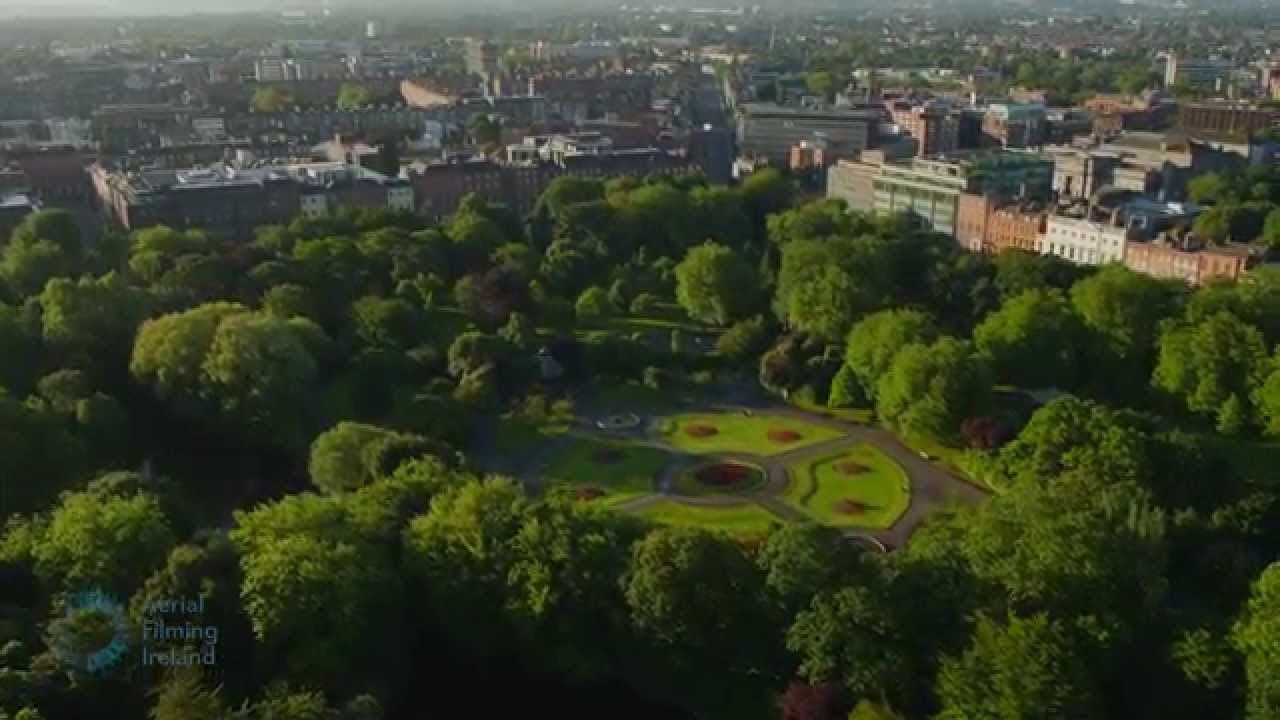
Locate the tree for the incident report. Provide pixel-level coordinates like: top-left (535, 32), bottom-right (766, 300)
top-left (250, 86), bottom-right (292, 112)
top-left (1256, 361), bottom-right (1280, 438)
top-left (150, 667), bottom-right (227, 720)
top-left (716, 315), bottom-right (773, 360)
top-left (467, 113), bottom-right (501, 147)
top-left (447, 331), bottom-right (508, 377)
top-left (935, 614), bottom-right (1100, 720)
top-left (40, 272), bottom-right (152, 370)
top-left (574, 286), bottom-right (614, 320)
top-left (675, 242), bottom-right (758, 325)
top-left (1071, 265), bottom-right (1183, 392)
top-left (757, 524), bottom-right (859, 615)
top-left (9, 209), bottom-right (81, 256)
top-left (1233, 563), bottom-right (1280, 720)
top-left (1153, 311), bottom-right (1269, 433)
top-left (993, 249), bottom-right (1083, 300)
top-left (974, 288), bottom-right (1082, 389)
top-left (1263, 207), bottom-right (1280, 249)
top-left (32, 482), bottom-right (175, 593)
top-left (777, 238), bottom-right (891, 341)
top-left (875, 338), bottom-right (992, 439)
top-left (2, 239), bottom-right (75, 297)
top-left (844, 309), bottom-right (938, 401)
top-left (337, 83), bottom-right (374, 110)
top-left (309, 422), bottom-right (437, 494)
top-left (787, 585), bottom-right (906, 702)
top-left (778, 681), bottom-right (843, 720)
top-left (0, 302), bottom-right (41, 394)
top-left (1188, 173), bottom-right (1231, 205)
top-left (805, 71), bottom-right (835, 100)
top-left (130, 304), bottom-right (325, 449)
top-left (349, 295), bottom-right (418, 349)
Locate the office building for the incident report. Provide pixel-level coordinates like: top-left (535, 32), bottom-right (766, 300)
top-left (894, 101), bottom-right (959, 157)
top-left (737, 104), bottom-right (880, 166)
top-left (1165, 54), bottom-right (1234, 91)
top-left (1177, 101), bottom-right (1280, 140)
top-left (982, 103), bottom-right (1046, 148)
top-left (91, 161), bottom-right (412, 237)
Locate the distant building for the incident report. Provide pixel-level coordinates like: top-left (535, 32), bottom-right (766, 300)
top-left (1177, 102), bottom-right (1280, 141)
top-left (0, 193), bottom-right (38, 239)
top-left (1125, 231), bottom-right (1257, 285)
top-left (737, 104), bottom-right (880, 166)
top-left (896, 101), bottom-right (959, 157)
top-left (982, 103), bottom-right (1046, 148)
top-left (1042, 213), bottom-right (1128, 266)
top-left (1165, 54), bottom-right (1234, 91)
top-left (955, 194), bottom-right (1046, 254)
top-left (254, 57), bottom-right (294, 83)
top-left (827, 150), bottom-right (1052, 237)
top-left (91, 161), bottom-right (412, 237)
top-left (465, 38), bottom-right (499, 95)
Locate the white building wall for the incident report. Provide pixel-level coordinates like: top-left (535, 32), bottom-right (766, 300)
top-left (1042, 216), bottom-right (1127, 266)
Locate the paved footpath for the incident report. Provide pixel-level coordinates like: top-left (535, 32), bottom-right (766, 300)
top-left (612, 403), bottom-right (989, 550)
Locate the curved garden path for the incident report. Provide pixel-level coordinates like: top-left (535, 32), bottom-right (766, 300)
top-left (609, 404), bottom-right (988, 550)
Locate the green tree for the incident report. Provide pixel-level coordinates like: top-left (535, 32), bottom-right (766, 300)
top-left (936, 613), bottom-right (1100, 720)
top-left (1070, 265), bottom-right (1183, 393)
top-left (40, 272), bottom-right (151, 370)
top-left (349, 295), bottom-right (418, 349)
top-left (757, 524), bottom-right (858, 615)
top-left (1153, 311), bottom-right (1269, 433)
top-left (716, 315), bottom-right (772, 360)
top-left (337, 83), bottom-right (374, 110)
top-left (1187, 173), bottom-right (1231, 205)
top-left (974, 288), bottom-right (1082, 389)
top-left (806, 71), bottom-right (835, 100)
top-left (844, 309), bottom-right (939, 401)
top-left (1233, 563), bottom-right (1280, 720)
top-left (150, 667), bottom-right (227, 720)
top-left (875, 338), bottom-right (992, 439)
top-left (574, 286), bottom-right (614, 320)
top-left (787, 584), bottom-right (906, 702)
top-left (1262, 207), bottom-right (1280, 249)
top-left (674, 242), bottom-right (757, 325)
top-left (250, 86), bottom-right (292, 112)
top-left (33, 482), bottom-right (175, 593)
top-left (308, 422), bottom-right (437, 494)
top-left (777, 238), bottom-right (891, 341)
top-left (1, 239), bottom-right (74, 298)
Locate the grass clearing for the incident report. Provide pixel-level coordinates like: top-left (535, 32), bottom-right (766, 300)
top-left (633, 499), bottom-right (783, 537)
top-left (543, 436), bottom-right (671, 506)
top-left (657, 412), bottom-right (844, 456)
top-left (494, 417), bottom-right (571, 456)
top-left (783, 444), bottom-right (910, 529)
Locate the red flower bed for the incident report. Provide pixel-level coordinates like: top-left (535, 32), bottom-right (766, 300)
top-left (834, 499), bottom-right (870, 515)
top-left (835, 461), bottom-right (870, 475)
top-left (591, 448), bottom-right (625, 465)
top-left (695, 463), bottom-right (754, 487)
top-left (684, 424), bottom-right (719, 438)
top-left (574, 486), bottom-right (605, 501)
top-left (767, 429), bottom-right (803, 444)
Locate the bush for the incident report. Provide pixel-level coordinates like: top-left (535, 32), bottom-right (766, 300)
top-left (716, 315), bottom-right (772, 360)
top-left (575, 286), bottom-right (614, 320)
top-left (630, 292), bottom-right (659, 314)
top-left (643, 366), bottom-right (667, 390)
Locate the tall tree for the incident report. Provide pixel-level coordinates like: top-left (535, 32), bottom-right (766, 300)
top-left (675, 242), bottom-right (758, 325)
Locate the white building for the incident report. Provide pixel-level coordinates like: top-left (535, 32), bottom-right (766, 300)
top-left (1041, 215), bottom-right (1128, 266)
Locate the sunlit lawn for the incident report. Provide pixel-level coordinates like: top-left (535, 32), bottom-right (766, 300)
top-left (783, 444), bottom-right (910, 529)
top-left (633, 499), bottom-right (783, 537)
top-left (656, 412), bottom-right (844, 456)
top-left (542, 436), bottom-right (671, 506)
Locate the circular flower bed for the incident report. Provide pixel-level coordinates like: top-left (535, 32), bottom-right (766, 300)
top-left (695, 462), bottom-right (755, 487)
top-left (591, 448), bottom-right (625, 464)
top-left (684, 423), bottom-right (719, 438)
top-left (835, 461), bottom-right (871, 475)
top-left (767, 429), bottom-right (803, 444)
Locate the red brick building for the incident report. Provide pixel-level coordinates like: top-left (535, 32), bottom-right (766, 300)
top-left (955, 193), bottom-right (1046, 254)
top-left (1123, 236), bottom-right (1257, 286)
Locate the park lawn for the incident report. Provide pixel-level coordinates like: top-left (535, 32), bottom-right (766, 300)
top-left (494, 417), bottom-right (571, 456)
top-left (782, 444), bottom-right (910, 529)
top-left (788, 396), bottom-right (875, 425)
top-left (632, 499), bottom-right (783, 537)
top-left (668, 461), bottom-right (767, 496)
top-left (543, 436), bottom-right (671, 505)
top-left (588, 379), bottom-right (683, 414)
top-left (657, 412), bottom-right (844, 456)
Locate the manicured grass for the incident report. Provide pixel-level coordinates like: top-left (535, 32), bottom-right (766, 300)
top-left (494, 417), bottom-right (571, 456)
top-left (657, 412), bottom-right (844, 456)
top-left (669, 461), bottom-right (767, 496)
top-left (783, 444), bottom-right (910, 529)
top-left (542, 436), bottom-right (671, 506)
top-left (788, 396), bottom-right (875, 425)
top-left (633, 499), bottom-right (783, 537)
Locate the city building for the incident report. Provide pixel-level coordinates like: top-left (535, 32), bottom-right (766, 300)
top-left (827, 150), bottom-right (1052, 237)
top-left (896, 101), bottom-right (959, 157)
top-left (955, 194), bottom-right (1046, 254)
top-left (1177, 102), bottom-right (1280, 141)
top-left (1164, 54), bottom-right (1234, 92)
top-left (254, 57), bottom-right (294, 83)
top-left (1047, 147), bottom-right (1117, 201)
top-left (91, 161), bottom-right (412, 237)
top-left (0, 193), bottom-right (38, 238)
top-left (1041, 212), bottom-right (1128, 266)
top-left (465, 38), bottom-right (499, 95)
top-left (982, 103), bottom-right (1046, 148)
top-left (411, 148), bottom-right (697, 220)
top-left (1124, 230), bottom-right (1257, 285)
top-left (737, 104), bottom-right (880, 166)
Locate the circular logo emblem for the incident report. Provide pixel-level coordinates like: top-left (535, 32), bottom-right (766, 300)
top-left (49, 589), bottom-right (129, 674)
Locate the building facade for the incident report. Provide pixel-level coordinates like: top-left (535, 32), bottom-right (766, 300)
top-left (955, 193), bottom-right (1045, 254)
top-left (1124, 235), bottom-right (1255, 285)
top-left (737, 104), bottom-right (879, 166)
top-left (1041, 214), bottom-right (1128, 265)
top-left (983, 103), bottom-right (1046, 148)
